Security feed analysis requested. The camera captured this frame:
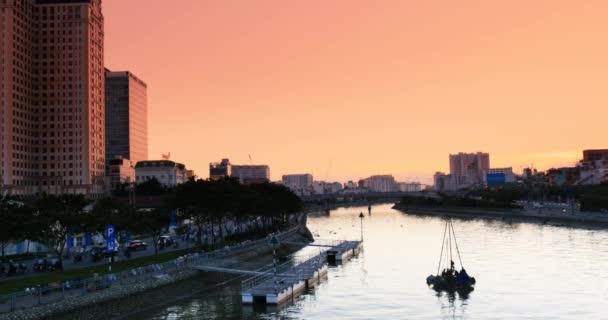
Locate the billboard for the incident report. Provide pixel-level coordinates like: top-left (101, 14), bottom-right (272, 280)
top-left (486, 173), bottom-right (506, 186)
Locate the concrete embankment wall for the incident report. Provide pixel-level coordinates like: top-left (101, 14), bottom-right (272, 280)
top-left (394, 204), bottom-right (608, 228)
top-left (1, 214), bottom-right (313, 320)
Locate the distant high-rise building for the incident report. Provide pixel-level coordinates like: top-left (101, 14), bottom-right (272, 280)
top-left (449, 152), bottom-right (490, 187)
top-left (1, 0), bottom-right (105, 195)
top-left (105, 70), bottom-right (148, 173)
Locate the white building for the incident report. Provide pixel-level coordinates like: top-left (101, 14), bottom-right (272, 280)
top-left (282, 174), bottom-right (313, 195)
top-left (231, 165), bottom-right (270, 184)
top-left (135, 160), bottom-right (188, 187)
top-left (312, 181), bottom-right (343, 194)
top-left (434, 172), bottom-right (467, 192)
top-left (576, 160), bottom-right (608, 185)
top-left (344, 181), bottom-right (357, 189)
top-left (398, 182), bottom-right (423, 192)
top-left (359, 175), bottom-right (397, 192)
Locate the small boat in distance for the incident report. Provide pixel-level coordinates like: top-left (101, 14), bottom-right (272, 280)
top-left (426, 218), bottom-right (476, 294)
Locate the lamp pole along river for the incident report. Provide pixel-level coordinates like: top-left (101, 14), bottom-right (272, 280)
top-left (359, 212), bottom-right (365, 242)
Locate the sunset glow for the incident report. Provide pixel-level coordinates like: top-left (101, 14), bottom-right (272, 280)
top-left (104, 0), bottom-right (608, 183)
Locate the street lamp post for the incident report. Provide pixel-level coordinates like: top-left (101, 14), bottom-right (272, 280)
top-left (358, 212), bottom-right (365, 242)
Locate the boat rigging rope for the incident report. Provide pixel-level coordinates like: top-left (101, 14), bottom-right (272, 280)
top-left (448, 219), bottom-right (453, 267)
top-left (450, 219), bottom-right (464, 269)
top-left (436, 220), bottom-right (448, 275)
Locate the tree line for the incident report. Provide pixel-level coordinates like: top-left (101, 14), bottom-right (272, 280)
top-left (0, 178), bottom-right (302, 267)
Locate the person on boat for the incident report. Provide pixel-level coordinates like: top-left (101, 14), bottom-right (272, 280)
top-left (456, 268), bottom-right (471, 285)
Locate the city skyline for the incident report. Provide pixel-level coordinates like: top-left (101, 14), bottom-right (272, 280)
top-left (102, 0), bottom-right (606, 183)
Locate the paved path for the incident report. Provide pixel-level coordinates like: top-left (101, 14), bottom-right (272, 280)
top-left (0, 238), bottom-right (196, 282)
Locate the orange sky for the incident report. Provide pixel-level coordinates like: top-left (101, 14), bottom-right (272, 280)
top-left (103, 0), bottom-right (608, 184)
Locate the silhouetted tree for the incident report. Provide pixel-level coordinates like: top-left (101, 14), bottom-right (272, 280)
top-left (124, 208), bottom-right (171, 261)
top-left (33, 194), bottom-right (90, 269)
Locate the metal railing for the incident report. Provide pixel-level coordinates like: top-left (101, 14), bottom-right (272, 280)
top-left (241, 250), bottom-right (328, 293)
top-left (0, 227), bottom-right (300, 314)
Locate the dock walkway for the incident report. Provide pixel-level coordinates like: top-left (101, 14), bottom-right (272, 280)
top-left (240, 239), bottom-right (363, 304)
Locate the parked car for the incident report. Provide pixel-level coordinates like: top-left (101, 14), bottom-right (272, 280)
top-left (127, 240), bottom-right (147, 251)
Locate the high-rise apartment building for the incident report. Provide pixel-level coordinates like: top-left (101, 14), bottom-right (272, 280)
top-left (449, 152), bottom-right (490, 187)
top-left (105, 70), bottom-right (148, 172)
top-left (1, 0), bottom-right (105, 195)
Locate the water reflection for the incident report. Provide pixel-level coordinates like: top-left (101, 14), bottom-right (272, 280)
top-left (118, 204), bottom-right (608, 320)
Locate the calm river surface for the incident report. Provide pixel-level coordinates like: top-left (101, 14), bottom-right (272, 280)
top-left (128, 204), bottom-right (608, 319)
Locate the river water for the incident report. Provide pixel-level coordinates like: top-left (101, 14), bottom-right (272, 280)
top-left (126, 204), bottom-right (608, 319)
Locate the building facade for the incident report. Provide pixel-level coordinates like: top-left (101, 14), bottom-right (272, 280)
top-left (582, 149), bottom-right (608, 164)
top-left (448, 152), bottom-right (490, 189)
top-left (397, 182), bottom-right (423, 192)
top-left (483, 167), bottom-right (516, 186)
top-left (312, 181), bottom-right (343, 194)
top-left (1, 0), bottom-right (105, 195)
top-left (107, 156), bottom-right (134, 190)
top-left (359, 175), bottom-right (397, 192)
top-left (209, 158), bottom-right (270, 184)
top-left (135, 160), bottom-right (187, 187)
top-left (231, 165), bottom-right (270, 184)
top-left (282, 174), bottom-right (313, 195)
top-left (104, 69), bottom-right (147, 173)
top-left (209, 158), bottom-right (232, 180)
top-left (433, 172), bottom-right (467, 192)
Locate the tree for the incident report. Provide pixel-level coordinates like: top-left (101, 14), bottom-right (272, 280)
top-left (33, 194), bottom-right (89, 269)
top-left (87, 197), bottom-right (129, 236)
top-left (86, 198), bottom-right (130, 263)
top-left (0, 198), bottom-right (28, 257)
top-left (124, 208), bottom-right (171, 261)
top-left (136, 177), bottom-right (168, 196)
top-left (170, 179), bottom-right (210, 247)
top-left (204, 178), bottom-right (240, 242)
top-left (249, 182), bottom-right (302, 229)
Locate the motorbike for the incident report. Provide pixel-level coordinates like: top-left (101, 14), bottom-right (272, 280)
top-left (33, 259), bottom-right (47, 272)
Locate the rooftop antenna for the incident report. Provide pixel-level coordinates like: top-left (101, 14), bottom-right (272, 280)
top-left (162, 152), bottom-right (171, 160)
top-left (248, 154), bottom-right (253, 164)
